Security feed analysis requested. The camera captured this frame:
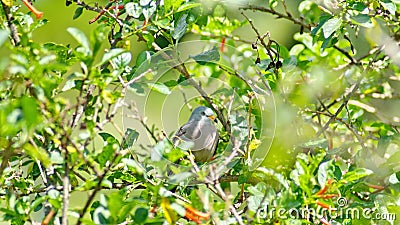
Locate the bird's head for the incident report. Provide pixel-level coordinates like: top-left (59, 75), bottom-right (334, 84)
top-left (189, 106), bottom-right (216, 122)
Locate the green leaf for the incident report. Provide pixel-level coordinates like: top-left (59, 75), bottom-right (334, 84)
top-left (144, 32), bottom-right (156, 49)
top-left (322, 17), bottom-right (342, 38)
top-left (23, 143), bottom-right (51, 168)
top-left (98, 132), bottom-right (119, 145)
top-left (381, 0), bottom-right (396, 15)
top-left (351, 2), bottom-right (367, 11)
top-left (135, 50), bottom-right (154, 68)
top-left (30, 196), bottom-right (46, 213)
top-left (176, 3), bottom-right (201, 12)
top-left (134, 208), bottom-right (148, 224)
top-left (341, 168), bottom-right (373, 183)
top-left (321, 35), bottom-right (337, 50)
top-left (111, 52), bottom-right (132, 69)
top-left (20, 96), bottom-right (41, 130)
top-left (128, 82), bottom-right (145, 96)
top-left (350, 14), bottom-right (373, 28)
top-left (73, 7), bottom-right (84, 20)
top-left (93, 206), bottom-right (110, 224)
top-left (147, 82), bottom-right (171, 95)
top-left (173, 14), bottom-right (187, 41)
top-left (122, 128), bottom-right (139, 149)
top-left (91, 25), bottom-right (107, 58)
top-left (97, 133), bottom-right (119, 167)
top-left (67, 27), bottom-right (91, 55)
top-left (247, 182), bottom-right (267, 197)
top-left (317, 160), bottom-right (335, 187)
top-left (311, 15), bottom-right (332, 36)
top-left (97, 48), bottom-right (127, 67)
top-left (168, 0), bottom-right (185, 11)
top-left (190, 46), bottom-right (220, 65)
top-left (122, 158), bottom-right (144, 174)
top-left (269, 0), bottom-right (278, 8)
top-left (62, 79), bottom-right (76, 92)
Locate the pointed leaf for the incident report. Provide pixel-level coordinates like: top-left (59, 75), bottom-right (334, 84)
top-left (97, 48), bottom-right (127, 67)
top-left (122, 128), bottom-right (139, 149)
top-left (173, 14), bottom-right (187, 40)
top-left (176, 3), bottom-right (201, 12)
top-left (341, 168), bottom-right (373, 183)
top-left (322, 17), bottom-right (342, 38)
top-left (147, 82), bottom-right (171, 95)
top-left (67, 27), bottom-right (91, 54)
top-left (73, 7), bottom-right (84, 20)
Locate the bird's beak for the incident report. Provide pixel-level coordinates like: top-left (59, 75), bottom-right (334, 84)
top-left (208, 115), bottom-right (216, 121)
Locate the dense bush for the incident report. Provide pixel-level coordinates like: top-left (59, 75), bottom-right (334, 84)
top-left (0, 0), bottom-right (399, 224)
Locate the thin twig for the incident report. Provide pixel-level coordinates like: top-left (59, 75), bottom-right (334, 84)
top-left (241, 11), bottom-right (279, 74)
top-left (315, 76), bottom-right (363, 137)
top-left (241, 5), bottom-right (359, 65)
top-left (62, 160), bottom-right (70, 225)
top-left (310, 110), bottom-right (366, 149)
top-left (76, 146), bottom-right (122, 225)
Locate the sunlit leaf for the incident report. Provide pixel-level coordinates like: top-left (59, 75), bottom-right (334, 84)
top-left (1, 0), bottom-right (12, 7)
top-left (147, 82), bottom-right (171, 95)
top-left (322, 17), bottom-right (342, 38)
top-left (340, 168), bottom-right (373, 184)
top-left (23, 143), bottom-right (51, 168)
top-left (97, 48), bottom-right (127, 67)
top-left (161, 198), bottom-right (178, 225)
top-left (67, 27), bottom-right (91, 55)
top-left (176, 3), bottom-right (201, 12)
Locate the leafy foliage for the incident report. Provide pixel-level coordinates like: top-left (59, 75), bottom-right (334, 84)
top-left (0, 0), bottom-right (399, 225)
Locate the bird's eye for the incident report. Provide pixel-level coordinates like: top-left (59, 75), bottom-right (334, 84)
top-left (201, 112), bottom-right (205, 116)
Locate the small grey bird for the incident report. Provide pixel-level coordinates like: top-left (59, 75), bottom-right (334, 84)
top-left (172, 106), bottom-right (219, 162)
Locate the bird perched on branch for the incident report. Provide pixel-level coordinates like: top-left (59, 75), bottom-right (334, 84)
top-left (172, 106), bottom-right (219, 162)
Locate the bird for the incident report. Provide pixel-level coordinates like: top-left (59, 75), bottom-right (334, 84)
top-left (172, 106), bottom-right (219, 162)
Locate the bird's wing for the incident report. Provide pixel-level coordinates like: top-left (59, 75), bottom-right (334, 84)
top-left (172, 121), bottom-right (195, 147)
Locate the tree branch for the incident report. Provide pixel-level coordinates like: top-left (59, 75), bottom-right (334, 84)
top-left (1, 1), bottom-right (20, 45)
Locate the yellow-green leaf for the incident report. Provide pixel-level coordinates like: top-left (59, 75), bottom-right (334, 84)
top-left (23, 143), bottom-right (51, 168)
top-left (161, 198), bottom-right (178, 225)
top-left (2, 0), bottom-right (12, 7)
